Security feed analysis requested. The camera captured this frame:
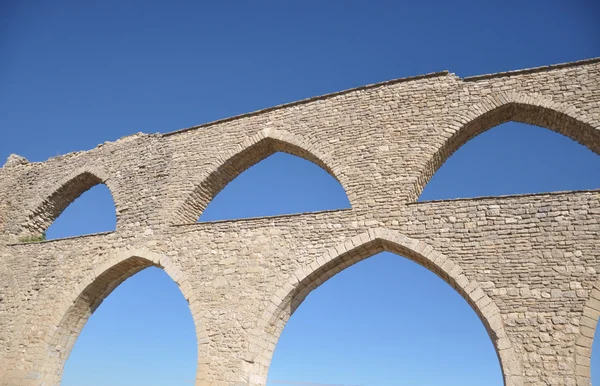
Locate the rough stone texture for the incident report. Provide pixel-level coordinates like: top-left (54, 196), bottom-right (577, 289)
top-left (2, 155), bottom-right (28, 169)
top-left (0, 58), bottom-right (599, 386)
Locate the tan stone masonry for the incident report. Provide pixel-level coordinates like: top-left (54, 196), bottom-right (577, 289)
top-left (0, 58), bottom-right (599, 385)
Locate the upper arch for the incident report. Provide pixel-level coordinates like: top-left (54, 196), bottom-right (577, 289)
top-left (22, 165), bottom-right (118, 237)
top-left (170, 128), bottom-right (352, 224)
top-left (410, 92), bottom-right (600, 201)
top-left (245, 228), bottom-right (523, 386)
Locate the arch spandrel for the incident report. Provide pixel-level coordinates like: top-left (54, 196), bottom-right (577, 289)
top-left (246, 228), bottom-right (523, 386)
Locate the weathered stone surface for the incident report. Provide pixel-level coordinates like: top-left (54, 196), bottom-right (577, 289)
top-left (2, 154), bottom-right (28, 168)
top-left (0, 58), bottom-right (599, 386)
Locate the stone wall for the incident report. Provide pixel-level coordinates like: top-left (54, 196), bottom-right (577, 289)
top-left (0, 58), bottom-right (598, 386)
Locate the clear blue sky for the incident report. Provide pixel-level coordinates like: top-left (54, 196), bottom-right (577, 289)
top-left (1, 1), bottom-right (599, 385)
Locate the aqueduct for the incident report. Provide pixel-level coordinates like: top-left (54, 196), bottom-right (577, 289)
top-left (0, 58), bottom-right (599, 386)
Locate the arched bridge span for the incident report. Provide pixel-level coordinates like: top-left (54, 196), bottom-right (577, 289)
top-left (0, 58), bottom-right (599, 386)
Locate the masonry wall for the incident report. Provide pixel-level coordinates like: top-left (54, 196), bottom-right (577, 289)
top-left (0, 58), bottom-right (598, 386)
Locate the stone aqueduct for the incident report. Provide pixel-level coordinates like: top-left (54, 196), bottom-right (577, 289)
top-left (0, 58), bottom-right (599, 386)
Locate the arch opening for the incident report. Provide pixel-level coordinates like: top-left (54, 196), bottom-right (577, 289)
top-left (268, 252), bottom-right (503, 386)
top-left (45, 183), bottom-right (116, 239)
top-left (249, 230), bottom-right (521, 386)
top-left (197, 148), bottom-right (350, 222)
top-left (175, 134), bottom-right (350, 224)
top-left (414, 101), bottom-right (600, 201)
top-left (22, 171), bottom-right (117, 241)
top-left (25, 255), bottom-right (199, 386)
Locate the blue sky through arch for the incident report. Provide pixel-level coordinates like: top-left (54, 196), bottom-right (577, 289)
top-left (267, 252), bottom-right (503, 386)
top-left (61, 267), bottom-right (198, 386)
top-left (46, 184), bottom-right (116, 239)
top-left (419, 122), bottom-right (600, 201)
top-left (199, 152), bottom-right (350, 222)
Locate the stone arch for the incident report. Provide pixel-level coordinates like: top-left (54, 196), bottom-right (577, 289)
top-left (9, 248), bottom-right (208, 386)
top-left (246, 228), bottom-right (522, 386)
top-left (21, 166), bottom-right (119, 238)
top-left (575, 280), bottom-right (600, 386)
top-left (410, 92), bottom-right (600, 201)
top-left (171, 128), bottom-right (352, 224)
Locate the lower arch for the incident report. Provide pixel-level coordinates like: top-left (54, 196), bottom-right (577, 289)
top-left (246, 228), bottom-right (523, 386)
top-left (4, 249), bottom-right (208, 386)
